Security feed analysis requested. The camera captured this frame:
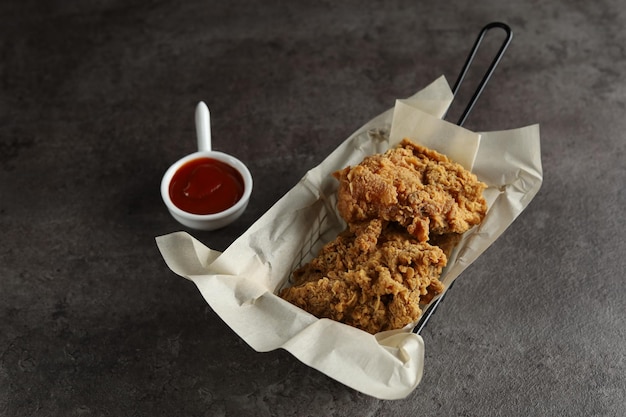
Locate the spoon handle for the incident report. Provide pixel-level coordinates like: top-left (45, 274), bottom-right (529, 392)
top-left (195, 101), bottom-right (212, 152)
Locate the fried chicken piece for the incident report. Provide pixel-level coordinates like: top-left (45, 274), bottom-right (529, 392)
top-left (280, 221), bottom-right (446, 334)
top-left (334, 139), bottom-right (488, 242)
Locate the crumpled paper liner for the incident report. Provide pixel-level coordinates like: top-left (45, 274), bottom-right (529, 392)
top-left (156, 76), bottom-right (543, 400)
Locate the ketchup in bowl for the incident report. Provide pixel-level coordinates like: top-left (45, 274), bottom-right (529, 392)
top-left (168, 157), bottom-right (244, 215)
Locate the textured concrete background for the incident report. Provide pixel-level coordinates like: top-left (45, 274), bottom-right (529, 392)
top-left (1, 0), bottom-right (625, 416)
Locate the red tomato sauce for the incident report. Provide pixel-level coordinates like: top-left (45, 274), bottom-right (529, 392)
top-left (169, 157), bottom-right (244, 215)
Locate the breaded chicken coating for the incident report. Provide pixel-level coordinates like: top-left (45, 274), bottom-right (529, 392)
top-left (280, 221), bottom-right (446, 334)
top-left (280, 139), bottom-right (487, 333)
top-left (334, 139), bottom-right (487, 242)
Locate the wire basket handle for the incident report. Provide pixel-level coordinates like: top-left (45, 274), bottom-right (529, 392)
top-left (414, 22), bottom-right (513, 335)
top-left (448, 22), bottom-right (513, 127)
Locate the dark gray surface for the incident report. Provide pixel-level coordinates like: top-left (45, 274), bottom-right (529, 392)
top-left (1, 0), bottom-right (625, 415)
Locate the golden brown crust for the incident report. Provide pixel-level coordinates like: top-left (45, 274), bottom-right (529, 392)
top-left (281, 222), bottom-right (447, 334)
top-left (280, 139), bottom-right (486, 334)
top-left (334, 139), bottom-right (487, 242)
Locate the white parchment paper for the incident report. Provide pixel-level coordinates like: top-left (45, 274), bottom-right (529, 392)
top-left (156, 76), bottom-right (543, 400)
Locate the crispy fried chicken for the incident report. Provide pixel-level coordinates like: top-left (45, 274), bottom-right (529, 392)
top-left (280, 220), bottom-right (446, 334)
top-left (334, 139), bottom-right (487, 242)
top-left (280, 139), bottom-right (487, 334)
